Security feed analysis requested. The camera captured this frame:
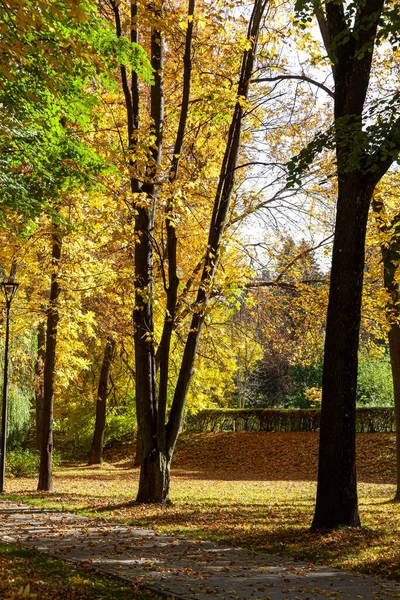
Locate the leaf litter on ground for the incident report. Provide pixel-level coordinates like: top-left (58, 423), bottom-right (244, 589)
top-left (4, 432), bottom-right (400, 582)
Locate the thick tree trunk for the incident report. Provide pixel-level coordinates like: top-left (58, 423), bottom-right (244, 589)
top-left (311, 0), bottom-right (391, 530)
top-left (312, 178), bottom-right (372, 529)
top-left (38, 229), bottom-right (62, 492)
top-left (136, 449), bottom-right (170, 504)
top-left (88, 337), bottom-right (116, 465)
top-left (34, 322), bottom-right (46, 450)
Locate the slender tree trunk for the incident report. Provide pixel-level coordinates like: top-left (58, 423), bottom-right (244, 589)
top-left (165, 0), bottom-right (268, 465)
top-left (88, 337), bottom-right (116, 465)
top-left (112, 0), bottom-right (268, 502)
top-left (37, 229), bottom-right (61, 492)
top-left (372, 197), bottom-right (400, 501)
top-left (34, 322), bottom-right (46, 450)
top-left (388, 325), bottom-right (400, 500)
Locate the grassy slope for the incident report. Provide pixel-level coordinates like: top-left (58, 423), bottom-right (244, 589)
top-left (4, 432), bottom-right (400, 582)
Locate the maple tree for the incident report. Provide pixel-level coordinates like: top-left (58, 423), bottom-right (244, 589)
top-left (105, 0), bottom-right (271, 503)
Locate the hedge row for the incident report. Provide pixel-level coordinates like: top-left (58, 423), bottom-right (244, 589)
top-left (185, 408), bottom-right (396, 433)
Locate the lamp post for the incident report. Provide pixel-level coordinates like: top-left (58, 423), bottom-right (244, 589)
top-left (0, 280), bottom-right (18, 493)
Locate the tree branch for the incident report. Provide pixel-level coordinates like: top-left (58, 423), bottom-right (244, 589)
top-left (252, 75), bottom-right (334, 98)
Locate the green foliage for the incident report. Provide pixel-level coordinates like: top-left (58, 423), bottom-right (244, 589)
top-left (6, 384), bottom-right (31, 449)
top-left (55, 396), bottom-right (136, 458)
top-left (0, 0), bottom-right (152, 223)
top-left (6, 448), bottom-right (39, 477)
top-left (357, 352), bottom-right (393, 406)
top-left (286, 362), bottom-right (323, 408)
top-left (245, 352), bottom-right (393, 409)
top-left (105, 402), bottom-right (136, 448)
top-left (187, 407), bottom-right (395, 433)
top-left (55, 405), bottom-right (95, 460)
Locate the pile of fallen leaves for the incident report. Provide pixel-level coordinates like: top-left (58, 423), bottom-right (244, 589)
top-left (5, 432), bottom-right (400, 582)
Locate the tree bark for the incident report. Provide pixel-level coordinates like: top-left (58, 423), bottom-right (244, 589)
top-left (134, 2), bottom-right (164, 502)
top-left (312, 0), bottom-right (398, 529)
top-left (372, 197), bottom-right (400, 501)
top-left (88, 337), bottom-right (116, 465)
top-left (34, 321), bottom-right (46, 451)
top-left (388, 325), bottom-right (400, 500)
top-left (112, 0), bottom-right (268, 503)
top-left (37, 228), bottom-right (62, 492)
top-left (312, 178), bottom-right (372, 529)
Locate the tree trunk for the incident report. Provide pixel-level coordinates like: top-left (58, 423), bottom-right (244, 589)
top-left (388, 325), bottom-right (400, 500)
top-left (34, 322), bottom-right (46, 450)
top-left (133, 1), bottom-right (166, 504)
top-left (373, 198), bottom-right (400, 501)
top-left (312, 178), bottom-right (372, 529)
top-left (311, 0), bottom-right (392, 530)
top-left (136, 449), bottom-right (170, 504)
top-left (112, 0), bottom-right (268, 503)
top-left (88, 337), bottom-right (116, 465)
top-left (37, 229), bottom-right (61, 492)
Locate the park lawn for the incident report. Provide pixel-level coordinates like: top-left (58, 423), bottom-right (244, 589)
top-left (4, 432), bottom-right (400, 582)
top-left (0, 542), bottom-right (160, 600)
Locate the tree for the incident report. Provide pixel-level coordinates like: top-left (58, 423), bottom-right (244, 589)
top-left (239, 237), bottom-right (328, 408)
top-left (110, 0), bottom-right (269, 502)
top-left (89, 337), bottom-right (116, 465)
top-left (290, 0), bottom-right (400, 529)
top-left (37, 227), bottom-right (61, 492)
top-left (371, 180), bottom-right (400, 501)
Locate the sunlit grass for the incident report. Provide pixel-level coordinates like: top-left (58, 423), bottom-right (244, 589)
top-left (5, 433), bottom-right (400, 581)
top-left (6, 465), bottom-right (400, 581)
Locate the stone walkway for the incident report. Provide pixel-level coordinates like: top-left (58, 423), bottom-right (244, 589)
top-left (0, 500), bottom-right (399, 599)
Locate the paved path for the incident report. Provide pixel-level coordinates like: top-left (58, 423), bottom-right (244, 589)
top-left (0, 500), bottom-right (399, 599)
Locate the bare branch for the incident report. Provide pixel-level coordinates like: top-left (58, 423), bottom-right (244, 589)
top-left (253, 74), bottom-right (334, 98)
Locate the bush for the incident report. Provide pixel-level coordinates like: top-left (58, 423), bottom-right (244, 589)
top-left (104, 404), bottom-right (136, 447)
top-left (186, 407), bottom-right (395, 433)
top-left (6, 448), bottom-right (39, 477)
top-left (357, 353), bottom-right (393, 406)
top-left (7, 385), bottom-right (32, 449)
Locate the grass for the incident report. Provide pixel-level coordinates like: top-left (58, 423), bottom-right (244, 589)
top-left (0, 542), bottom-right (160, 599)
top-left (3, 432), bottom-right (400, 583)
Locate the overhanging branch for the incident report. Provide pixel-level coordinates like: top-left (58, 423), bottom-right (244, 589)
top-left (252, 74), bottom-right (334, 98)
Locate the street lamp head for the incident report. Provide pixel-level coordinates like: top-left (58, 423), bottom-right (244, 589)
top-left (1, 280), bottom-right (19, 305)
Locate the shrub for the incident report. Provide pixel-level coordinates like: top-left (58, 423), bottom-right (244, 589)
top-left (186, 407), bottom-right (395, 433)
top-left (7, 385), bottom-right (32, 449)
top-left (6, 448), bottom-right (39, 478)
top-left (357, 353), bottom-right (393, 406)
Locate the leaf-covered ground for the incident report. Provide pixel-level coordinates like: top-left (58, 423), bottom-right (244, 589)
top-left (0, 542), bottom-right (160, 599)
top-left (5, 433), bottom-right (400, 582)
